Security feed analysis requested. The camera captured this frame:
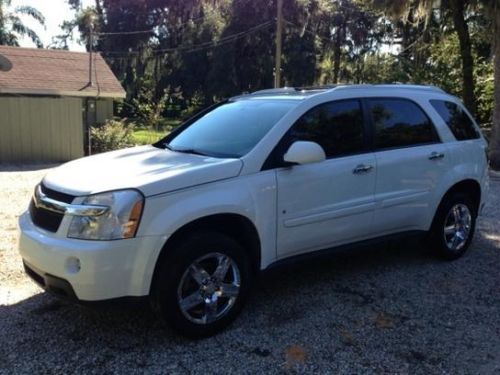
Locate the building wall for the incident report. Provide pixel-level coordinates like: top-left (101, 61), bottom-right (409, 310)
top-left (96, 99), bottom-right (114, 124)
top-left (0, 96), bottom-right (84, 163)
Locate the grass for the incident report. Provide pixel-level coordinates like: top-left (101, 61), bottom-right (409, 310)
top-left (131, 119), bottom-right (182, 145)
top-left (132, 129), bottom-right (167, 145)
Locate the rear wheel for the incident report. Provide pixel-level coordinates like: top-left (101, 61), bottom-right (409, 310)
top-left (429, 193), bottom-right (477, 260)
top-left (150, 231), bottom-right (252, 338)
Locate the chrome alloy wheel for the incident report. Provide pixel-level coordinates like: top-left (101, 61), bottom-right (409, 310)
top-left (177, 252), bottom-right (241, 324)
top-left (443, 203), bottom-right (472, 251)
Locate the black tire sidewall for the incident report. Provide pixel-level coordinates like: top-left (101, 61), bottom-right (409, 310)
top-left (151, 231), bottom-right (252, 338)
top-left (430, 193), bottom-right (477, 260)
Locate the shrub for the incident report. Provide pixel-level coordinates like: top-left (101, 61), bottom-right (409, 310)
top-left (90, 120), bottom-right (135, 153)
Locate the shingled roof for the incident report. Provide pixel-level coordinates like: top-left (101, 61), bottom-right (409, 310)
top-left (0, 45), bottom-right (126, 98)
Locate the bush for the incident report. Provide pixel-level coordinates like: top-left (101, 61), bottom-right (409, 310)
top-left (90, 120), bottom-right (135, 153)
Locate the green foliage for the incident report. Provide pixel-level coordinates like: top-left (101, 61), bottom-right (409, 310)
top-left (90, 119), bottom-right (135, 153)
top-left (57, 0), bottom-right (495, 127)
top-left (131, 88), bottom-right (169, 130)
top-left (132, 128), bottom-right (167, 145)
top-left (427, 31), bottom-right (494, 124)
top-left (0, 0), bottom-right (45, 47)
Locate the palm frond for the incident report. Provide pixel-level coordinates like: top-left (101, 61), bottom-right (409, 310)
top-left (24, 26), bottom-right (43, 47)
top-left (14, 5), bottom-right (45, 26)
top-left (9, 15), bottom-right (43, 47)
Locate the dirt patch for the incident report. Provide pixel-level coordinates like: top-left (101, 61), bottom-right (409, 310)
top-left (0, 164), bottom-right (57, 302)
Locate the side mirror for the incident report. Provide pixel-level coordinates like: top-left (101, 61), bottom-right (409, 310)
top-left (283, 141), bottom-right (326, 165)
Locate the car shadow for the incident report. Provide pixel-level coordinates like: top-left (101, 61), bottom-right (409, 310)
top-left (1, 236), bottom-right (433, 337)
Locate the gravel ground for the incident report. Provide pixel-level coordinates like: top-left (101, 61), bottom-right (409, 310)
top-left (1, 165), bottom-right (499, 374)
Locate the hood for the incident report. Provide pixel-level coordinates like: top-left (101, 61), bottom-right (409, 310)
top-left (43, 145), bottom-right (243, 197)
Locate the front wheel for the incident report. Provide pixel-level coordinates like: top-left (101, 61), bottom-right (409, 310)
top-left (428, 193), bottom-right (477, 260)
top-left (150, 231), bottom-right (252, 338)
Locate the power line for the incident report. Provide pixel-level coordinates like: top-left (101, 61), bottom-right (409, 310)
top-left (283, 19), bottom-right (333, 45)
top-left (96, 15), bottom-right (207, 36)
top-left (100, 21), bottom-right (273, 57)
top-left (97, 29), bottom-right (155, 36)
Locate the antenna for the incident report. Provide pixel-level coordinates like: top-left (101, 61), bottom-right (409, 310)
top-left (0, 54), bottom-right (13, 72)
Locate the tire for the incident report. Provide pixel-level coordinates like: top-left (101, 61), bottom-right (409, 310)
top-left (428, 192), bottom-right (477, 260)
top-left (150, 231), bottom-right (252, 338)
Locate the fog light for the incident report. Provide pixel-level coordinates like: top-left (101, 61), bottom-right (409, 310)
top-left (65, 257), bottom-right (81, 274)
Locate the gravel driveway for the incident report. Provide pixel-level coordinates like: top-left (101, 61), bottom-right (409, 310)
top-left (1, 165), bottom-right (499, 374)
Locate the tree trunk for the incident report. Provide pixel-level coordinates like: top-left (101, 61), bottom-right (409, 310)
top-left (489, 7), bottom-right (500, 170)
top-left (332, 24), bottom-right (342, 84)
top-left (450, 0), bottom-right (476, 115)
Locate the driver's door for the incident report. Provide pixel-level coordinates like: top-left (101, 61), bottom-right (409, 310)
top-left (275, 99), bottom-right (377, 257)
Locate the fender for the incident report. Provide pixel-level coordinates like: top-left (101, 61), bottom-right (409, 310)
top-left (426, 144), bottom-right (484, 230)
top-left (136, 170), bottom-right (278, 293)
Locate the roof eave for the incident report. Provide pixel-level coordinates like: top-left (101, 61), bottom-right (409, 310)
top-left (0, 87), bottom-right (126, 99)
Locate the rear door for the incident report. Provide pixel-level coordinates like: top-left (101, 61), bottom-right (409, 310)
top-left (429, 99), bottom-right (488, 175)
top-left (275, 99), bottom-right (377, 257)
top-left (367, 98), bottom-right (451, 233)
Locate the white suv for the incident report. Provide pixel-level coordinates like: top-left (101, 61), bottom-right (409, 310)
top-left (19, 84), bottom-right (489, 337)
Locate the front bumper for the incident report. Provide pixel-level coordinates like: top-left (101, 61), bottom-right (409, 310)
top-left (23, 261), bottom-right (77, 300)
top-left (18, 212), bottom-right (164, 301)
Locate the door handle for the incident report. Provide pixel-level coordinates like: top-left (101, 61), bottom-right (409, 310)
top-left (428, 152), bottom-right (445, 160)
top-left (353, 164), bottom-right (374, 174)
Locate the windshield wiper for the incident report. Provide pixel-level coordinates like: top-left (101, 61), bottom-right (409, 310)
top-left (163, 143), bottom-right (209, 156)
top-left (162, 143), bottom-right (174, 151)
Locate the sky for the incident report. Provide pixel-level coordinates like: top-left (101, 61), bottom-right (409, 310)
top-left (11, 0), bottom-right (94, 51)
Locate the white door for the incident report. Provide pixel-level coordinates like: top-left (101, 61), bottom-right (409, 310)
top-left (274, 99), bottom-right (377, 257)
top-left (366, 98), bottom-right (451, 233)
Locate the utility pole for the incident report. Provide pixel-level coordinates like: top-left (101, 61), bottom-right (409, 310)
top-left (88, 21), bottom-right (94, 156)
top-left (274, 0), bottom-right (283, 88)
top-left (88, 23), bottom-right (94, 87)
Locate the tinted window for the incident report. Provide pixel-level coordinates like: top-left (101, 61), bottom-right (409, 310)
top-left (165, 100), bottom-right (295, 158)
top-left (369, 99), bottom-right (439, 150)
top-left (290, 100), bottom-right (365, 158)
top-left (430, 100), bottom-right (479, 140)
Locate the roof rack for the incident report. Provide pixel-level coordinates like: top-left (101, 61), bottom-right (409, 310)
top-left (332, 83), bottom-right (445, 93)
top-left (244, 86), bottom-right (334, 98)
top-left (237, 83), bottom-right (445, 100)
top-left (249, 87), bottom-right (299, 96)
top-left (297, 84), bottom-right (338, 91)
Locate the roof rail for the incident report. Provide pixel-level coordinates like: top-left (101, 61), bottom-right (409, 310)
top-left (237, 83), bottom-right (445, 100)
top-left (333, 84), bottom-right (445, 93)
top-left (250, 87), bottom-right (299, 96)
top-left (380, 84), bottom-right (445, 93)
top-left (297, 84), bottom-right (338, 91)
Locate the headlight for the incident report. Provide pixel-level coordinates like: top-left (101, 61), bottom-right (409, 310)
top-left (67, 190), bottom-right (144, 240)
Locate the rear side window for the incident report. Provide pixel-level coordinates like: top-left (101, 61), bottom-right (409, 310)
top-left (368, 98), bottom-right (439, 150)
top-left (430, 100), bottom-right (480, 140)
top-left (290, 99), bottom-right (365, 158)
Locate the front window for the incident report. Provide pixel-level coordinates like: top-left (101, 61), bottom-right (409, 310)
top-left (289, 99), bottom-right (366, 158)
top-left (160, 100), bottom-right (296, 158)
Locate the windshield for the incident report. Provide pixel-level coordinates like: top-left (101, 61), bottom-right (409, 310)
top-left (163, 100), bottom-right (296, 158)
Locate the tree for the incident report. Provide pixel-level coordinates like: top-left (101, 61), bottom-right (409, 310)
top-left (0, 0), bottom-right (45, 47)
top-left (369, 0), bottom-right (477, 113)
top-left (60, 0), bottom-right (496, 164)
top-left (489, 3), bottom-right (500, 170)
top-left (449, 0), bottom-right (476, 114)
top-left (370, 0), bottom-right (500, 170)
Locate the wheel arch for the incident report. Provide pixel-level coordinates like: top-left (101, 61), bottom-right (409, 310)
top-left (149, 213), bottom-right (261, 293)
top-left (438, 179), bottom-right (482, 216)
